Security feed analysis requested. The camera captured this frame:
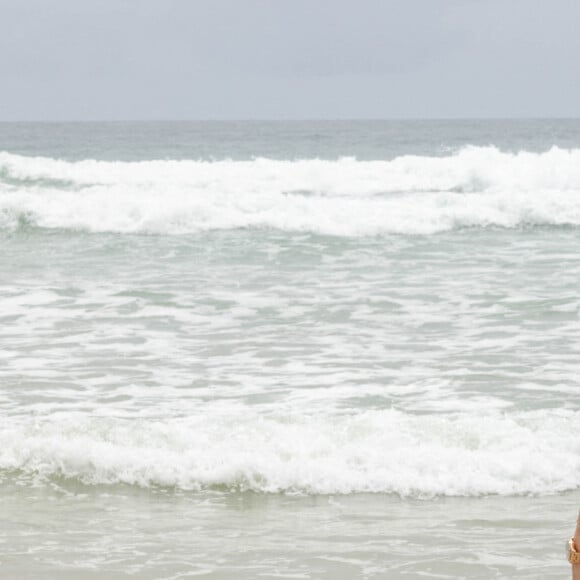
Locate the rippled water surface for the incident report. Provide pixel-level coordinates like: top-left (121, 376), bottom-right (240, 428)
top-left (1, 120), bottom-right (579, 578)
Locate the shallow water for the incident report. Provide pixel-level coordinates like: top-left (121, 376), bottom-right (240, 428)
top-left (1, 482), bottom-right (578, 579)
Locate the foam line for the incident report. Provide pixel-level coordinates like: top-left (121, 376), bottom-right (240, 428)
top-left (1, 409), bottom-right (578, 495)
top-left (2, 147), bottom-right (580, 235)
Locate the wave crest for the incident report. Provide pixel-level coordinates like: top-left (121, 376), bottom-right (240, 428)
top-left (1, 410), bottom-right (578, 496)
top-left (2, 147), bottom-right (580, 235)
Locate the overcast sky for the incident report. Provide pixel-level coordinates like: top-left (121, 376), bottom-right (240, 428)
top-left (1, 0), bottom-right (579, 120)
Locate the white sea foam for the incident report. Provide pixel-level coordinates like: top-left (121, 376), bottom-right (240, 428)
top-left (2, 147), bottom-right (580, 235)
top-left (1, 409), bottom-right (578, 496)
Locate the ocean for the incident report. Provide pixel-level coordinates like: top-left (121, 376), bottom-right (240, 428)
top-left (1, 120), bottom-right (579, 579)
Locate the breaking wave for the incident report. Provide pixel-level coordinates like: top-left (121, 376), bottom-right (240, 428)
top-left (1, 409), bottom-right (578, 496)
top-left (1, 146), bottom-right (580, 235)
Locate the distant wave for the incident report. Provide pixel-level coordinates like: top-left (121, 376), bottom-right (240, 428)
top-left (1, 147), bottom-right (580, 235)
top-left (1, 409), bottom-right (578, 496)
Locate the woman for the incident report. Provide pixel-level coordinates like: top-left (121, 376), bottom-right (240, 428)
top-left (571, 511), bottom-right (580, 579)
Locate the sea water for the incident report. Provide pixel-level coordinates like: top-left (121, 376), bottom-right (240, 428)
top-left (0, 120), bottom-right (579, 579)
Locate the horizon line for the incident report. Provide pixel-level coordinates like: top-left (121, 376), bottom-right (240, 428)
top-left (1, 116), bottom-right (579, 124)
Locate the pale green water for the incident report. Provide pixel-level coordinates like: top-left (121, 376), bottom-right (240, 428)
top-left (1, 120), bottom-right (579, 578)
top-left (1, 481), bottom-right (578, 579)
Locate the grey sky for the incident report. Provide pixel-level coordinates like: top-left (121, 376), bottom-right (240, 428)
top-left (1, 0), bottom-right (579, 120)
